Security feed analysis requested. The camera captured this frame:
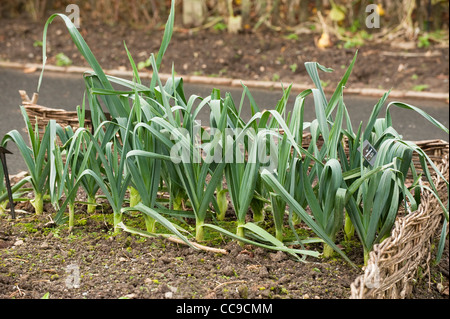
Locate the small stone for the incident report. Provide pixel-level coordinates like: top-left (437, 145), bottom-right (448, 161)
top-left (169, 286), bottom-right (177, 293)
top-left (204, 291), bottom-right (217, 299)
top-left (443, 287), bottom-right (449, 296)
top-left (303, 294), bottom-right (310, 299)
top-left (236, 253), bottom-right (251, 262)
top-left (164, 291), bottom-right (173, 299)
top-left (144, 278), bottom-right (152, 285)
top-left (278, 275), bottom-right (290, 285)
top-left (222, 266), bottom-right (235, 277)
top-left (14, 239), bottom-right (24, 246)
top-left (269, 251), bottom-right (286, 262)
top-left (258, 266), bottom-right (269, 278)
top-left (138, 51), bottom-right (148, 57)
top-left (253, 248), bottom-right (266, 257)
top-left (40, 241), bottom-right (49, 249)
top-left (237, 285), bottom-right (248, 299)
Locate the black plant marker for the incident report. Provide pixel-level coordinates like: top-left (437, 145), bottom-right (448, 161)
top-left (0, 147), bottom-right (15, 219)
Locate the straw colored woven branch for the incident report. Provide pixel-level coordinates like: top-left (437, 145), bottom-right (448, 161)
top-left (19, 90), bottom-right (91, 135)
top-left (350, 146), bottom-right (449, 299)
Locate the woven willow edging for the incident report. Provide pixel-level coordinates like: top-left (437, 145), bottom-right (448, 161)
top-left (19, 91), bottom-right (92, 135)
top-left (350, 148), bottom-right (449, 299)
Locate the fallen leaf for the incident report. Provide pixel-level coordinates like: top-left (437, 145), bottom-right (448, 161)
top-left (317, 32), bottom-right (332, 49)
top-left (23, 67), bottom-right (37, 74)
top-left (377, 4), bottom-right (385, 16)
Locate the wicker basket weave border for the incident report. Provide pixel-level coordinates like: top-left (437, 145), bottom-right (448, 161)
top-left (20, 92), bottom-right (449, 299)
top-left (350, 149), bottom-right (449, 299)
top-left (19, 90), bottom-right (92, 135)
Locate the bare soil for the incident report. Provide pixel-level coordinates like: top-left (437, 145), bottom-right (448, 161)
top-left (0, 180), bottom-right (448, 301)
top-left (0, 17), bottom-right (448, 94)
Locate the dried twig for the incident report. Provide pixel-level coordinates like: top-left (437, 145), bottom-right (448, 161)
top-left (213, 280), bottom-right (246, 291)
top-left (167, 236), bottom-right (228, 255)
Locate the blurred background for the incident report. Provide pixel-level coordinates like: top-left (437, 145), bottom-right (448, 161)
top-left (1, 1), bottom-right (448, 92)
top-left (0, 0), bottom-right (448, 40)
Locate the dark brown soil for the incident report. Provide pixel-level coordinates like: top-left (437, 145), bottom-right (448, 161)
top-left (0, 183), bottom-right (448, 301)
top-left (0, 199), bottom-right (357, 300)
top-left (0, 17), bottom-right (448, 94)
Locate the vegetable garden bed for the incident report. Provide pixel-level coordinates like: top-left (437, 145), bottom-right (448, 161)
top-left (2, 96), bottom-right (447, 299)
top-left (1, 2), bottom-right (449, 300)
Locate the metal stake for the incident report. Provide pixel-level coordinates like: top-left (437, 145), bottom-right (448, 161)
top-left (0, 146), bottom-right (15, 219)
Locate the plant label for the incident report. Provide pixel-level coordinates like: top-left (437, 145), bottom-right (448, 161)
top-left (358, 140), bottom-right (378, 167)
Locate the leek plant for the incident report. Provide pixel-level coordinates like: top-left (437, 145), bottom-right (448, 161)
top-left (1, 106), bottom-right (58, 215)
top-left (74, 97), bottom-right (101, 214)
top-left (55, 122), bottom-right (131, 233)
top-left (54, 127), bottom-right (91, 231)
top-left (263, 85), bottom-right (308, 242)
top-left (118, 85), bottom-right (226, 242)
top-left (224, 124), bottom-right (262, 238)
top-left (223, 85), bottom-right (267, 224)
top-left (125, 90), bottom-right (163, 233)
top-left (215, 184), bottom-right (228, 221)
top-left (147, 83), bottom-right (228, 242)
top-left (221, 87), bottom-right (262, 236)
top-left (77, 134), bottom-right (102, 214)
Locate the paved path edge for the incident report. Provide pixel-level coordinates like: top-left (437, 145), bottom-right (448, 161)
top-left (1, 61), bottom-right (449, 102)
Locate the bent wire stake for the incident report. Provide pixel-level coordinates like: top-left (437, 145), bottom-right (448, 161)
top-left (0, 147), bottom-right (15, 219)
